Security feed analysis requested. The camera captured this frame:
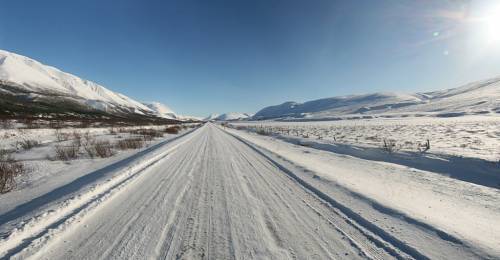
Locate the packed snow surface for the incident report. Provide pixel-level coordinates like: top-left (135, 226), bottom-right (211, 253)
top-left (225, 125), bottom-right (500, 257)
top-left (0, 124), bottom-right (496, 259)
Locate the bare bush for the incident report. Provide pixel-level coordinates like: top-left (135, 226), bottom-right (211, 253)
top-left (0, 153), bottom-right (25, 193)
top-left (17, 139), bottom-right (41, 150)
top-left (55, 129), bottom-right (70, 142)
top-left (1, 120), bottom-right (14, 129)
top-left (418, 139), bottom-right (431, 153)
top-left (94, 141), bottom-right (115, 158)
top-left (49, 120), bottom-right (64, 129)
top-left (54, 144), bottom-right (80, 161)
top-left (109, 127), bottom-right (117, 135)
top-left (82, 132), bottom-right (97, 158)
top-left (256, 128), bottom-right (269, 136)
top-left (82, 131), bottom-right (94, 144)
top-left (21, 118), bottom-right (43, 129)
top-left (72, 131), bottom-right (82, 146)
top-left (382, 139), bottom-right (398, 153)
top-left (135, 128), bottom-right (164, 140)
top-left (164, 126), bottom-right (181, 134)
top-left (116, 138), bottom-right (144, 150)
top-left (84, 144), bottom-right (97, 158)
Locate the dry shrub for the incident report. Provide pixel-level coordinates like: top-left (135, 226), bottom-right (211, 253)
top-left (82, 131), bottom-right (95, 144)
top-left (1, 120), bottom-right (14, 129)
top-left (17, 139), bottom-right (40, 150)
top-left (164, 126), bottom-right (181, 134)
top-left (116, 138), bottom-right (144, 150)
top-left (82, 132), bottom-right (97, 158)
top-left (135, 128), bottom-right (164, 140)
top-left (72, 131), bottom-right (82, 146)
top-left (0, 152), bottom-right (25, 193)
top-left (49, 120), bottom-right (64, 129)
top-left (256, 129), bottom-right (269, 136)
top-left (109, 127), bottom-right (117, 135)
top-left (55, 129), bottom-right (70, 142)
top-left (93, 141), bottom-right (115, 158)
top-left (54, 144), bottom-right (80, 160)
top-left (382, 139), bottom-right (398, 154)
top-left (22, 118), bottom-right (42, 129)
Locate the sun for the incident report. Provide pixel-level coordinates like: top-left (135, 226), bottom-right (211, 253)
top-left (478, 4), bottom-right (500, 46)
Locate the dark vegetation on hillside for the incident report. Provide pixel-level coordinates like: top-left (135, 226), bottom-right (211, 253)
top-left (0, 82), bottom-right (197, 127)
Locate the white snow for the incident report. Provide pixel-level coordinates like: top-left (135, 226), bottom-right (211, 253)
top-left (204, 113), bottom-right (220, 121)
top-left (214, 112), bottom-right (252, 121)
top-left (0, 123), bottom-right (497, 259)
top-left (231, 116), bottom-right (500, 161)
top-left (142, 101), bottom-right (177, 119)
top-left (225, 124), bottom-right (500, 257)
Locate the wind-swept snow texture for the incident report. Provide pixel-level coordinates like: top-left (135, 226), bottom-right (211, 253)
top-left (0, 124), bottom-right (493, 259)
top-left (253, 77), bottom-right (500, 120)
top-left (0, 49), bottom-right (153, 115)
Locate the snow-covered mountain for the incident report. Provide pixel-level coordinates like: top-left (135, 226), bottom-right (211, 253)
top-left (402, 77), bottom-right (500, 115)
top-left (141, 102), bottom-right (202, 121)
top-left (254, 93), bottom-right (423, 119)
top-left (204, 113), bottom-right (220, 121)
top-left (253, 77), bottom-right (500, 120)
top-left (0, 49), bottom-right (164, 119)
top-left (215, 112), bottom-right (252, 121)
top-left (203, 112), bottom-right (252, 121)
top-left (142, 102), bottom-right (177, 119)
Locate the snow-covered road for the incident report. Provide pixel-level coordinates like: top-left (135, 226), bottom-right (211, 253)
top-left (2, 123), bottom-right (491, 259)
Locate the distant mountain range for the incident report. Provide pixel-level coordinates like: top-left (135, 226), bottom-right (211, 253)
top-left (0, 49), bottom-right (187, 122)
top-left (253, 77), bottom-right (500, 120)
top-left (2, 49), bottom-right (498, 123)
top-left (204, 112), bottom-right (252, 121)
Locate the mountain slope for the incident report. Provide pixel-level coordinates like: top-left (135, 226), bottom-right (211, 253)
top-left (142, 102), bottom-right (177, 119)
top-left (204, 113), bottom-right (220, 121)
top-left (254, 93), bottom-right (424, 120)
top-left (253, 77), bottom-right (500, 120)
top-left (407, 77), bottom-right (500, 115)
top-left (0, 49), bottom-right (165, 120)
top-left (215, 112), bottom-right (252, 121)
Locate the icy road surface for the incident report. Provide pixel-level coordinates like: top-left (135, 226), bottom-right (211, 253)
top-left (2, 124), bottom-right (488, 259)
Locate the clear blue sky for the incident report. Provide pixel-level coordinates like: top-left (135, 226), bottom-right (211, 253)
top-left (1, 0), bottom-right (499, 117)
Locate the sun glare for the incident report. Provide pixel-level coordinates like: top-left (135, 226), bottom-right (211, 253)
top-left (478, 4), bottom-right (500, 46)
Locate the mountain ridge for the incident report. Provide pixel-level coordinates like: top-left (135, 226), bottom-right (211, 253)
top-left (0, 49), bottom-right (180, 122)
top-left (253, 77), bottom-right (500, 120)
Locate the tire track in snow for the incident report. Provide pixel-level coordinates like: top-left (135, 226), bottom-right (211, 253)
top-left (0, 128), bottom-right (201, 259)
top-left (11, 124), bottom-right (411, 259)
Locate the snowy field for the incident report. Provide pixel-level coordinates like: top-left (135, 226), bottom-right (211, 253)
top-left (230, 115), bottom-right (500, 162)
top-left (0, 122), bottom-right (197, 199)
top-left (224, 123), bottom-right (500, 257)
top-left (0, 122), bottom-right (498, 259)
